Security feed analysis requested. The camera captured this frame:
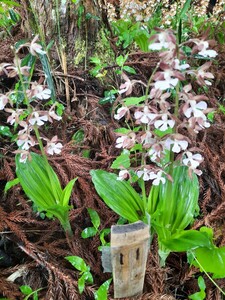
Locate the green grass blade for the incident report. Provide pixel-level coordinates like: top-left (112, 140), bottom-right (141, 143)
top-left (61, 178), bottom-right (77, 206)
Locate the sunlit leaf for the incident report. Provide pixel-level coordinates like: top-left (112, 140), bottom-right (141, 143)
top-left (81, 227), bottom-right (98, 238)
top-left (123, 96), bottom-right (146, 106)
top-left (65, 256), bottom-right (88, 272)
top-left (94, 278), bottom-right (112, 300)
top-left (20, 285), bottom-right (33, 295)
top-left (0, 126), bottom-right (13, 137)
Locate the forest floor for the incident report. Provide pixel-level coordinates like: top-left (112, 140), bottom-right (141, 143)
top-left (1, 26), bottom-right (225, 300)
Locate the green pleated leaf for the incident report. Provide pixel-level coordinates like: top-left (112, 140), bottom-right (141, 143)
top-left (90, 170), bottom-right (144, 222)
top-left (149, 166), bottom-right (199, 239)
top-left (179, 0), bottom-right (191, 21)
top-left (16, 152), bottom-right (62, 209)
top-left (162, 230), bottom-right (213, 252)
top-left (134, 33), bottom-right (150, 52)
top-left (15, 152), bottom-right (74, 233)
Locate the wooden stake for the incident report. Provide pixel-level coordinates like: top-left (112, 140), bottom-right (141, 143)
top-left (111, 221), bottom-right (150, 298)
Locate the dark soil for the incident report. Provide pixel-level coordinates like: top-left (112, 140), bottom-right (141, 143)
top-left (1, 23), bottom-right (225, 300)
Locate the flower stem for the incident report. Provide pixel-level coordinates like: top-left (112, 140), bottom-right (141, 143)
top-left (145, 63), bottom-right (160, 101)
top-left (174, 81), bottom-right (180, 117)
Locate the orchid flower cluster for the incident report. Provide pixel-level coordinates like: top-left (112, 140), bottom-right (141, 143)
top-left (0, 36), bottom-right (63, 163)
top-left (114, 28), bottom-right (217, 185)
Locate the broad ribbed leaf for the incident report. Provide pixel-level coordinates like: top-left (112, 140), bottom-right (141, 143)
top-left (16, 153), bottom-right (62, 210)
top-left (90, 170), bottom-right (144, 222)
top-left (162, 230), bottom-right (212, 252)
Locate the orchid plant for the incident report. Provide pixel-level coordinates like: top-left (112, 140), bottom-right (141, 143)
top-left (91, 27), bottom-right (224, 265)
top-left (2, 36), bottom-right (76, 235)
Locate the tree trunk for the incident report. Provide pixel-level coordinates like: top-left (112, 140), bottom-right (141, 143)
top-left (20, 0), bottom-right (102, 64)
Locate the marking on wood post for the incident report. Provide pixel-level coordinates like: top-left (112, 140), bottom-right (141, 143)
top-left (110, 221), bottom-right (150, 298)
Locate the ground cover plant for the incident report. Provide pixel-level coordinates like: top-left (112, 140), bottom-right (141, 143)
top-left (1, 0), bottom-right (225, 299)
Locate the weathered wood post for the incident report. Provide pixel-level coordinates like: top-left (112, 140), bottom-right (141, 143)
top-left (110, 221), bottom-right (150, 298)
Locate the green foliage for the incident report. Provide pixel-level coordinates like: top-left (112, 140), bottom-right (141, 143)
top-left (193, 246), bottom-right (225, 278)
top-left (99, 89), bottom-right (118, 105)
top-left (81, 208), bottom-right (110, 250)
top-left (0, 0), bottom-right (20, 35)
top-left (90, 169), bottom-right (145, 223)
top-left (177, 0), bottom-right (191, 43)
top-left (123, 95), bottom-right (146, 106)
top-left (188, 276), bottom-right (206, 300)
top-left (20, 285), bottom-right (43, 300)
top-left (81, 208), bottom-right (100, 238)
top-left (91, 166), bottom-right (204, 264)
top-left (4, 177), bottom-right (20, 193)
top-left (65, 256), bottom-right (93, 294)
top-left (162, 229), bottom-right (213, 252)
top-left (111, 19), bottom-right (150, 51)
top-left (111, 149), bottom-right (131, 170)
top-left (149, 166), bottom-right (199, 233)
top-left (89, 56), bottom-right (107, 78)
top-left (94, 278), bottom-right (112, 300)
top-left (90, 53), bottom-right (136, 79)
top-left (14, 152), bottom-right (77, 234)
top-left (72, 129), bottom-right (85, 144)
top-left (0, 125), bottom-right (13, 138)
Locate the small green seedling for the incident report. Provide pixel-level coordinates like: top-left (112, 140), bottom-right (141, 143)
top-left (20, 285), bottom-right (43, 300)
top-left (65, 256), bottom-right (93, 294)
top-left (188, 276), bottom-right (206, 300)
top-left (81, 208), bottom-right (110, 250)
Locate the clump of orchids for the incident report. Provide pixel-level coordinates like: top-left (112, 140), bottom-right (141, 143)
top-left (114, 28), bottom-right (217, 185)
top-left (0, 36), bottom-right (62, 162)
